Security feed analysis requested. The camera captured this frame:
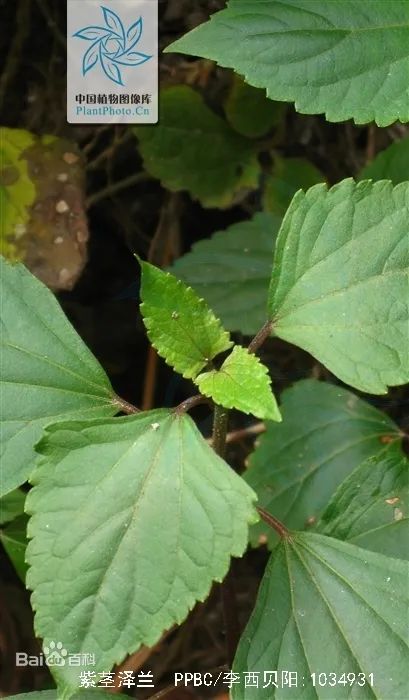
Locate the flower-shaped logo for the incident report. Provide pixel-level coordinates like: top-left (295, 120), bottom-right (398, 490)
top-left (73, 6), bottom-right (152, 86)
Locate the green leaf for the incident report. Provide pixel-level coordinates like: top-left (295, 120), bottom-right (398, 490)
top-left (0, 127), bottom-right (36, 258)
top-left (268, 179), bottom-right (409, 394)
top-left (0, 488), bottom-right (26, 524)
top-left (167, 0), bottom-right (409, 127)
top-left (263, 157), bottom-right (325, 216)
top-left (0, 514), bottom-right (28, 581)
top-left (233, 532), bottom-right (409, 699)
top-left (0, 258), bottom-right (118, 496)
top-left (317, 445), bottom-right (409, 559)
top-left (6, 692), bottom-right (130, 700)
top-left (26, 410), bottom-right (257, 693)
top-left (196, 346), bottom-right (281, 421)
top-left (139, 259), bottom-right (232, 379)
top-left (244, 380), bottom-right (401, 548)
top-left (171, 213), bottom-right (281, 335)
top-left (224, 74), bottom-right (286, 138)
top-left (133, 85), bottom-right (260, 208)
top-left (359, 135), bottom-right (409, 184)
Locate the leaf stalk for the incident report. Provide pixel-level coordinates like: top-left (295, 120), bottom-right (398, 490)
top-left (248, 319), bottom-right (274, 354)
top-left (257, 506), bottom-right (289, 539)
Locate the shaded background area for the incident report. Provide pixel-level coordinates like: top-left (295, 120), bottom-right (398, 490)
top-left (0, 0), bottom-right (408, 697)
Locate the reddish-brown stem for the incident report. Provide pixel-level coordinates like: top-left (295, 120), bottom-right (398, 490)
top-left (220, 564), bottom-right (241, 668)
top-left (257, 507), bottom-right (289, 539)
top-left (224, 422), bottom-right (266, 445)
top-left (212, 404), bottom-right (229, 458)
top-left (210, 404), bottom-right (242, 663)
top-left (112, 395), bottom-right (141, 415)
top-left (208, 423), bottom-right (266, 447)
top-left (248, 320), bottom-right (274, 354)
top-left (142, 345), bottom-right (158, 410)
top-left (174, 394), bottom-right (212, 415)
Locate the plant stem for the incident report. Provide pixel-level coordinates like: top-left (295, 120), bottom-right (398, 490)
top-left (225, 421), bottom-right (266, 445)
top-left (220, 564), bottom-right (241, 668)
top-left (174, 394), bottom-right (211, 415)
top-left (211, 403), bottom-right (241, 665)
top-left (86, 172), bottom-right (151, 208)
top-left (212, 404), bottom-right (229, 458)
top-left (142, 346), bottom-right (158, 411)
top-left (257, 506), bottom-right (289, 539)
top-left (207, 421), bottom-right (266, 446)
top-left (248, 320), bottom-right (274, 354)
top-left (112, 395), bottom-right (141, 415)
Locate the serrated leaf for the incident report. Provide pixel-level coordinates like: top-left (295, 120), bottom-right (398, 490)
top-left (0, 488), bottom-right (26, 524)
top-left (317, 445), bottom-right (409, 559)
top-left (245, 380), bottom-right (401, 548)
top-left (224, 74), bottom-right (286, 138)
top-left (167, 0), bottom-right (409, 127)
top-left (268, 179), bottom-right (409, 394)
top-left (196, 346), bottom-right (281, 422)
top-left (26, 410), bottom-right (257, 693)
top-left (0, 258), bottom-right (118, 496)
top-left (263, 157), bottom-right (325, 216)
top-left (139, 259), bottom-right (232, 379)
top-left (359, 135), bottom-right (409, 184)
top-left (0, 514), bottom-right (28, 581)
top-left (133, 85), bottom-right (260, 208)
top-left (171, 213), bottom-right (281, 335)
top-left (233, 532), bottom-right (409, 699)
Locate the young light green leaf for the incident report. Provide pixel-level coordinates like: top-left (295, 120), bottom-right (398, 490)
top-left (263, 157), bottom-right (325, 216)
top-left (0, 258), bottom-right (118, 496)
top-left (167, 0), bottom-right (409, 127)
top-left (0, 488), bottom-right (26, 524)
top-left (359, 135), bottom-right (409, 184)
top-left (317, 445), bottom-right (409, 560)
top-left (139, 259), bottom-right (232, 379)
top-left (26, 410), bottom-right (257, 693)
top-left (245, 380), bottom-right (401, 548)
top-left (268, 180), bottom-right (409, 394)
top-left (233, 532), bottom-right (409, 699)
top-left (133, 85), bottom-right (260, 208)
top-left (0, 515), bottom-right (28, 581)
top-left (195, 346), bottom-right (281, 422)
top-left (224, 74), bottom-right (286, 138)
top-left (171, 213), bottom-right (281, 335)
